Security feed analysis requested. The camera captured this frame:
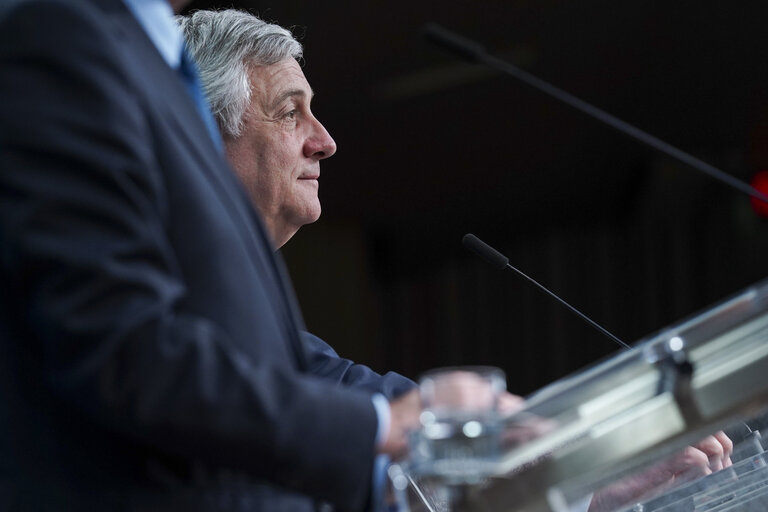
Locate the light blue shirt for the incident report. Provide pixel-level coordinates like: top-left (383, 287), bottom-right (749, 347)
top-left (122, 0), bottom-right (224, 149)
top-left (121, 0), bottom-right (182, 70)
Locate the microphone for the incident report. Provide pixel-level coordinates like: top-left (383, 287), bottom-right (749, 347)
top-left (424, 24), bottom-right (768, 206)
top-left (462, 233), bottom-right (631, 350)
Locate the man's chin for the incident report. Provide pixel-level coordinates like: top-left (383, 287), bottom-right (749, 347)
top-left (300, 201), bottom-right (322, 225)
top-left (289, 207), bottom-right (322, 233)
top-left (304, 211), bottom-right (321, 225)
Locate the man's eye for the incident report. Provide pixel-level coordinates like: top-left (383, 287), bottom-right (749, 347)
top-left (284, 110), bottom-right (297, 120)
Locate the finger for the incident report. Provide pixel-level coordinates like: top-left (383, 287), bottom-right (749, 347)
top-left (498, 392), bottom-right (525, 415)
top-left (672, 446), bottom-right (712, 486)
top-left (694, 435), bottom-right (726, 472)
top-left (671, 446), bottom-right (711, 476)
top-left (713, 431), bottom-right (734, 467)
top-left (696, 431), bottom-right (734, 471)
top-left (674, 464), bottom-right (712, 484)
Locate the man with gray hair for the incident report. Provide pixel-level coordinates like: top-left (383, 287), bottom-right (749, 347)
top-left (179, 8), bottom-right (424, 511)
top-left (180, 9), bottom-right (330, 249)
top-left (179, 12), bottom-right (419, 399)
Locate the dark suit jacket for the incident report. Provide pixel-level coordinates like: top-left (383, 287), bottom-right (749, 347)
top-left (302, 332), bottom-right (415, 400)
top-left (0, 1), bottom-right (412, 510)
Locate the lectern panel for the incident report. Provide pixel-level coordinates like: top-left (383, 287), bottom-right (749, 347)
top-left (392, 278), bottom-right (768, 512)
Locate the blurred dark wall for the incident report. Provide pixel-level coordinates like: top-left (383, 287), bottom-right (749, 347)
top-left (184, 0), bottom-right (768, 394)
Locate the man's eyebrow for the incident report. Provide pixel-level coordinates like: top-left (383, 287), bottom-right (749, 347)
top-left (270, 88), bottom-right (315, 111)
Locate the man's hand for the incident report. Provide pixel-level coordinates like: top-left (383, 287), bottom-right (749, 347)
top-left (696, 431), bottom-right (733, 472)
top-left (498, 392), bottom-right (525, 415)
top-left (589, 431), bottom-right (733, 511)
top-left (379, 389), bottom-right (422, 460)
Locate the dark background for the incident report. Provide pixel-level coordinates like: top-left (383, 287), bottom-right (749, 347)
top-left (184, 0), bottom-right (768, 395)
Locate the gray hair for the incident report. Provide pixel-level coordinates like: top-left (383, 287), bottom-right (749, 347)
top-left (177, 10), bottom-right (303, 138)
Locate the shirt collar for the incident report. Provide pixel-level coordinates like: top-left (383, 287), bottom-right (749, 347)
top-left (121, 0), bottom-right (183, 69)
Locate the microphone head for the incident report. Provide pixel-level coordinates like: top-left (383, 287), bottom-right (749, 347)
top-left (462, 233), bottom-right (509, 269)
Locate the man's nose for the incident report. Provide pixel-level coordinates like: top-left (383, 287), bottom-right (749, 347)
top-left (304, 117), bottom-right (337, 159)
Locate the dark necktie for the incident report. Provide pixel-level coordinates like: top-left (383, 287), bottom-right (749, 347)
top-left (178, 46), bottom-right (223, 152)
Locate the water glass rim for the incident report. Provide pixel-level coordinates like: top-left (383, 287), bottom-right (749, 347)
top-left (419, 365), bottom-right (506, 381)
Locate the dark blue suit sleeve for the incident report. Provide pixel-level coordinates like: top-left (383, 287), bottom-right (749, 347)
top-left (302, 331), bottom-right (417, 399)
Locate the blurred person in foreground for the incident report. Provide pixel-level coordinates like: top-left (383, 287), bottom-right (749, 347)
top-left (179, 9), bottom-right (734, 511)
top-left (0, 0), bottom-right (422, 511)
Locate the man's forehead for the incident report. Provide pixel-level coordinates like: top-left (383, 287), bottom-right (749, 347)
top-left (251, 59), bottom-right (313, 103)
top-left (271, 87), bottom-right (314, 107)
top-left (251, 59), bottom-right (312, 90)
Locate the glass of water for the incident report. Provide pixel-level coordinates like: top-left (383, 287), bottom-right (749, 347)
top-left (414, 366), bottom-right (507, 482)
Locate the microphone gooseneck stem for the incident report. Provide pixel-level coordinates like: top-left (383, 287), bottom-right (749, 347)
top-left (462, 233), bottom-right (630, 350)
top-left (503, 262), bottom-right (631, 349)
top-left (424, 24), bottom-right (768, 205)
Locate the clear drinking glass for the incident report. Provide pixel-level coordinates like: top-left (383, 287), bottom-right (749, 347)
top-left (413, 366), bottom-right (507, 482)
top-left (419, 366), bottom-right (506, 421)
